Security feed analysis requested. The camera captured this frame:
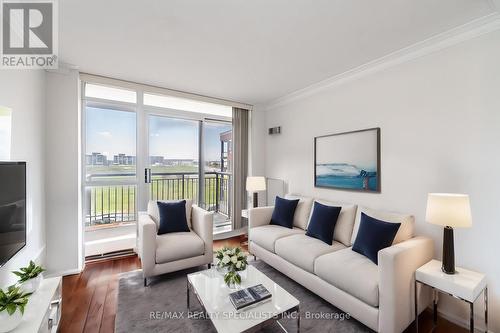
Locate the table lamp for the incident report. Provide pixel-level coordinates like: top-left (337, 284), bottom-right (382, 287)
top-left (425, 193), bottom-right (472, 274)
top-left (246, 177), bottom-right (266, 208)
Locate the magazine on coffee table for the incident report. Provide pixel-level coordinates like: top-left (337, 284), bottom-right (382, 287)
top-left (229, 284), bottom-right (272, 310)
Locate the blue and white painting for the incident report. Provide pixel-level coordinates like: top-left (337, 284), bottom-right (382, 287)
top-left (315, 128), bottom-right (380, 192)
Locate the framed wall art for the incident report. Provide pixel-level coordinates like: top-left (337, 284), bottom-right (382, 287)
top-left (314, 128), bottom-right (380, 192)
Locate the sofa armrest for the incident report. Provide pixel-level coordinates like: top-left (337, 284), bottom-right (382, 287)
top-left (248, 206), bottom-right (274, 229)
top-left (191, 205), bottom-right (213, 256)
top-left (378, 236), bottom-right (434, 333)
top-left (138, 214), bottom-right (157, 278)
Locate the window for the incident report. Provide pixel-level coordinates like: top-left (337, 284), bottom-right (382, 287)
top-left (82, 76), bottom-right (246, 237)
top-left (144, 93), bottom-right (232, 117)
top-left (84, 105), bottom-right (137, 227)
top-left (85, 83), bottom-right (137, 103)
top-left (85, 106), bottom-right (137, 181)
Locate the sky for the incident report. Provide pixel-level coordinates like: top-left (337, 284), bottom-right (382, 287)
top-left (315, 129), bottom-right (378, 170)
top-left (86, 107), bottom-right (231, 161)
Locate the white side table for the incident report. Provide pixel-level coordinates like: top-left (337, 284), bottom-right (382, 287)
top-left (415, 259), bottom-right (487, 333)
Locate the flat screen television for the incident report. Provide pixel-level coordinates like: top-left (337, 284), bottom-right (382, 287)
top-left (0, 162), bottom-right (26, 267)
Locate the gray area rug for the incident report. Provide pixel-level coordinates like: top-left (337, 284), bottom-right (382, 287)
top-left (116, 260), bottom-right (373, 332)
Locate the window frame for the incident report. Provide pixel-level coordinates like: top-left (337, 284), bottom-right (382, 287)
top-left (80, 74), bottom-right (247, 230)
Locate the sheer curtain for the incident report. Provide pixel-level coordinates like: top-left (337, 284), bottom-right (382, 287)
top-left (231, 107), bottom-right (249, 230)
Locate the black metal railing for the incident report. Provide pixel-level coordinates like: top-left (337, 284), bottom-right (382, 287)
top-left (85, 185), bottom-right (136, 226)
top-left (151, 172), bottom-right (231, 216)
top-left (85, 171), bottom-right (231, 227)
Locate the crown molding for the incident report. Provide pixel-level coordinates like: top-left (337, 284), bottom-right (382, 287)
top-left (266, 12), bottom-right (500, 110)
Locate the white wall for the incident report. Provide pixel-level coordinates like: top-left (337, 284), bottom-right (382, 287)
top-left (45, 68), bottom-right (82, 275)
top-left (262, 30), bottom-right (500, 331)
top-left (0, 71), bottom-right (46, 287)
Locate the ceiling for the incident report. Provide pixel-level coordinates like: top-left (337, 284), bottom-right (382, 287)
top-left (59, 0), bottom-right (496, 105)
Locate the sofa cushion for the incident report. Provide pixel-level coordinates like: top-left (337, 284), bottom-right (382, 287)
top-left (250, 225), bottom-right (304, 253)
top-left (155, 231), bottom-right (204, 263)
top-left (315, 248), bottom-right (379, 307)
top-left (270, 196), bottom-right (300, 229)
top-left (314, 199), bottom-right (357, 246)
top-left (148, 199), bottom-right (193, 228)
top-left (351, 206), bottom-right (414, 245)
top-left (306, 201), bottom-right (341, 245)
top-left (157, 200), bottom-right (190, 235)
top-left (285, 194), bottom-right (314, 230)
top-left (275, 234), bottom-right (345, 273)
top-left (352, 213), bottom-right (401, 264)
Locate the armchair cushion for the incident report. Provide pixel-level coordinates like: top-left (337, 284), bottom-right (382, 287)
top-left (157, 200), bottom-right (190, 235)
top-left (148, 199), bottom-right (193, 228)
top-left (155, 231), bottom-right (205, 263)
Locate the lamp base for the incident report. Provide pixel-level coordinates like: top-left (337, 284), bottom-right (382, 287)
top-left (252, 192), bottom-right (258, 208)
top-left (442, 226), bottom-right (455, 274)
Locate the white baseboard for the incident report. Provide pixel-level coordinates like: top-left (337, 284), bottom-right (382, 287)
top-left (434, 307), bottom-right (491, 333)
top-left (45, 268), bottom-right (82, 278)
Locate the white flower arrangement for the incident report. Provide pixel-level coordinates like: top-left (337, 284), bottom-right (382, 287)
top-left (215, 246), bottom-right (248, 287)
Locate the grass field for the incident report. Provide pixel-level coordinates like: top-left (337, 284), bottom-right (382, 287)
top-left (85, 166), bottom-right (230, 226)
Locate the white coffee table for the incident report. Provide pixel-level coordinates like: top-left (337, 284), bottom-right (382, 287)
top-left (187, 265), bottom-right (300, 333)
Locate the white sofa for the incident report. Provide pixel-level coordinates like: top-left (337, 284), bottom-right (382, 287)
top-left (138, 199), bottom-right (214, 286)
top-left (248, 195), bottom-right (433, 333)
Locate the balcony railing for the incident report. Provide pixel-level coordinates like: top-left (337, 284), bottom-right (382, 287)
top-left (85, 185), bottom-right (136, 226)
top-left (85, 172), bottom-right (231, 227)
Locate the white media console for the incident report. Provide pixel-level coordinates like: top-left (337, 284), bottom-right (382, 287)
top-left (11, 277), bottom-right (62, 333)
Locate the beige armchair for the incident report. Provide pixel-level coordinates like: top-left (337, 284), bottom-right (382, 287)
top-left (138, 200), bottom-right (214, 286)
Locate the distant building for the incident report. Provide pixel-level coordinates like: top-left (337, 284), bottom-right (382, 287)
top-left (86, 152), bottom-right (107, 165)
top-left (219, 130), bottom-right (232, 172)
top-left (113, 153), bottom-right (136, 165)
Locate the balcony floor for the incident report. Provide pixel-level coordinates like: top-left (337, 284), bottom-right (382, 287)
top-left (213, 212), bottom-right (231, 234)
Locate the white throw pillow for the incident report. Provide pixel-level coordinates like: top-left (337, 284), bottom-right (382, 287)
top-left (313, 199), bottom-right (357, 247)
top-left (284, 194), bottom-right (314, 230)
top-left (147, 199), bottom-right (193, 229)
top-left (351, 206), bottom-right (414, 245)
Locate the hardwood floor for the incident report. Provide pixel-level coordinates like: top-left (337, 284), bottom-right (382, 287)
top-left (60, 256), bottom-right (141, 333)
top-left (60, 237), bottom-right (465, 333)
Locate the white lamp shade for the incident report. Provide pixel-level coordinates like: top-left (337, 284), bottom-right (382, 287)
top-left (246, 176), bottom-right (266, 192)
top-left (425, 193), bottom-right (472, 228)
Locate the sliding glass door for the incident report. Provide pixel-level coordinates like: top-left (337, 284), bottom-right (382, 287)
top-left (145, 113), bottom-right (233, 232)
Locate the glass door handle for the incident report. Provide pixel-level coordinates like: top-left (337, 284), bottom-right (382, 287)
top-left (144, 168), bottom-right (152, 183)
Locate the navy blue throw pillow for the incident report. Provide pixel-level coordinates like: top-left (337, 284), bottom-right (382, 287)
top-left (157, 200), bottom-right (190, 235)
top-left (352, 213), bottom-right (401, 265)
top-left (306, 201), bottom-right (342, 245)
top-left (270, 196), bottom-right (299, 229)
